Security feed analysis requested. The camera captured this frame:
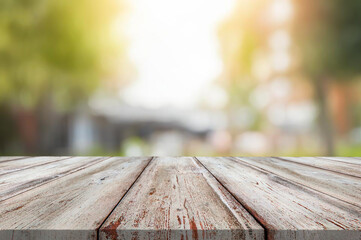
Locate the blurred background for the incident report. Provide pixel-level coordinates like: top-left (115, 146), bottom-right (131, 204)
top-left (0, 0), bottom-right (361, 156)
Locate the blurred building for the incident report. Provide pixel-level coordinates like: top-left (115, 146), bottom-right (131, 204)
top-left (68, 96), bottom-right (226, 155)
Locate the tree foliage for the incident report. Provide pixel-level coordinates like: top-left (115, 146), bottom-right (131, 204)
top-left (218, 0), bottom-right (272, 112)
top-left (0, 0), bottom-right (126, 109)
top-left (219, 0), bottom-right (270, 81)
top-left (292, 0), bottom-right (361, 79)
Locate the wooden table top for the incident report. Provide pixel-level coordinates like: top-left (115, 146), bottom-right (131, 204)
top-left (0, 156), bottom-right (360, 240)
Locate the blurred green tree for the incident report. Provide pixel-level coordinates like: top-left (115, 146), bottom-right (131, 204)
top-left (218, 0), bottom-right (271, 146)
top-left (0, 0), bottom-right (127, 153)
top-left (292, 0), bottom-right (361, 155)
top-left (218, 0), bottom-right (269, 106)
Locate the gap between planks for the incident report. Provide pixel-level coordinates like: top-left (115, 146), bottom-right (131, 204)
top-left (193, 156), bottom-right (270, 240)
top-left (96, 156), bottom-right (155, 240)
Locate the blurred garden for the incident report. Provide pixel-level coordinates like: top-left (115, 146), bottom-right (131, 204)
top-left (0, 0), bottom-right (361, 156)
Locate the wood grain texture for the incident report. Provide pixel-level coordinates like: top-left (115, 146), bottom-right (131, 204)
top-left (198, 157), bottom-right (361, 240)
top-left (1, 156), bottom-right (360, 240)
top-left (234, 157), bottom-right (361, 207)
top-left (0, 156), bottom-right (151, 240)
top-left (279, 157), bottom-right (361, 178)
top-left (0, 156), bottom-right (105, 202)
top-left (100, 157), bottom-right (264, 240)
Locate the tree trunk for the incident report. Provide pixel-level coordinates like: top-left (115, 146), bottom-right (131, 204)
top-left (329, 83), bottom-right (350, 137)
top-left (37, 93), bottom-right (57, 155)
top-left (13, 108), bottom-right (38, 155)
top-left (314, 78), bottom-right (335, 156)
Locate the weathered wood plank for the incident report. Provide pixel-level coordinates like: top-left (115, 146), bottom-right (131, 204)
top-left (100, 157), bottom-right (264, 240)
top-left (0, 156), bottom-right (27, 162)
top-left (198, 157), bottom-right (361, 240)
top-left (279, 157), bottom-right (361, 178)
top-left (319, 157), bottom-right (361, 165)
top-left (234, 157), bottom-right (361, 207)
top-left (0, 156), bottom-right (106, 202)
top-left (0, 157), bottom-right (151, 240)
top-left (0, 156), bottom-right (70, 176)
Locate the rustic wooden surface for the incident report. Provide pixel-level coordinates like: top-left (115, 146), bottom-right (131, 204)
top-left (234, 157), bottom-right (361, 207)
top-left (0, 156), bottom-right (360, 240)
top-left (0, 157), bottom-right (151, 240)
top-left (280, 157), bottom-right (361, 178)
top-left (0, 156), bottom-right (103, 201)
top-left (100, 157), bottom-right (264, 240)
top-left (198, 157), bottom-right (361, 240)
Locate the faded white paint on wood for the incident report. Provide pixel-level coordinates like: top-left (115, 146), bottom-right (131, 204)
top-left (234, 157), bottom-right (361, 207)
top-left (0, 157), bottom-right (151, 240)
top-left (0, 156), bottom-right (106, 201)
top-left (198, 157), bottom-right (361, 240)
top-left (100, 157), bottom-right (264, 240)
top-left (280, 157), bottom-right (361, 178)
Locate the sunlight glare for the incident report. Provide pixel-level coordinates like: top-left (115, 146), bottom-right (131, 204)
top-left (270, 0), bottom-right (293, 24)
top-left (122, 0), bottom-right (236, 109)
